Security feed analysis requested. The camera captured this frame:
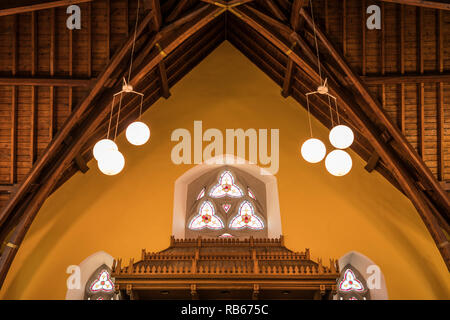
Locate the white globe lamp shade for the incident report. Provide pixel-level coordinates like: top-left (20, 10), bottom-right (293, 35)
top-left (325, 150), bottom-right (352, 177)
top-left (93, 139), bottom-right (118, 161)
top-left (97, 149), bottom-right (125, 176)
top-left (301, 138), bottom-right (326, 163)
top-left (329, 125), bottom-right (354, 149)
top-left (126, 121), bottom-right (150, 146)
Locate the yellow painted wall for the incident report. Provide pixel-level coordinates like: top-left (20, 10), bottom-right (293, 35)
top-left (1, 42), bottom-right (449, 300)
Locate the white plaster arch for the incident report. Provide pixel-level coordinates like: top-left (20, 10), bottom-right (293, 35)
top-left (338, 251), bottom-right (389, 300)
top-left (65, 250), bottom-right (114, 300)
top-left (172, 154), bottom-right (282, 239)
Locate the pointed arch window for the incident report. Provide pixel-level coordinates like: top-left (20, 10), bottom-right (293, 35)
top-left (84, 265), bottom-right (116, 300)
top-left (336, 265), bottom-right (370, 300)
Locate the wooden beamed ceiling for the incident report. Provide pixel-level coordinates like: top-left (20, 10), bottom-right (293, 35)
top-left (0, 0), bottom-right (449, 286)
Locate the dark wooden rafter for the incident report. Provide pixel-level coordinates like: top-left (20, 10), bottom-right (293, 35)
top-left (418, 7), bottom-right (425, 158)
top-left (0, 77), bottom-right (92, 87)
top-left (166, 0), bottom-right (190, 22)
top-left (50, 7), bottom-right (56, 140)
top-left (228, 5), bottom-right (450, 270)
top-left (377, 0), bottom-right (450, 10)
top-left (362, 72), bottom-right (450, 84)
top-left (299, 8), bottom-right (450, 214)
top-left (0, 0), bottom-right (93, 16)
top-left (264, 0), bottom-right (287, 22)
top-left (291, 0), bottom-right (307, 32)
top-left (0, 4), bottom-right (226, 288)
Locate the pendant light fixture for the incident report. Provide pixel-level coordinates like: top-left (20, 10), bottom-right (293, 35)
top-left (93, 0), bottom-right (148, 176)
top-left (301, 0), bottom-right (353, 176)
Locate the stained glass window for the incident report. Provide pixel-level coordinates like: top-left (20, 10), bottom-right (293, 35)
top-left (197, 188), bottom-right (205, 200)
top-left (248, 188), bottom-right (256, 200)
top-left (84, 265), bottom-right (116, 300)
top-left (189, 201), bottom-right (224, 230)
top-left (222, 203), bottom-right (231, 213)
top-left (89, 269), bottom-right (114, 293)
top-left (219, 233), bottom-right (233, 238)
top-left (338, 269), bottom-right (364, 292)
top-left (209, 171), bottom-right (244, 198)
top-left (336, 265), bottom-right (371, 300)
top-left (229, 201), bottom-right (264, 230)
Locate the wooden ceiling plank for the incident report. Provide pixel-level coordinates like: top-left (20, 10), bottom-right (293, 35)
top-left (10, 15), bottom-right (17, 186)
top-left (299, 8), bottom-right (450, 212)
top-left (362, 73), bottom-right (450, 84)
top-left (69, 13), bottom-right (73, 114)
top-left (0, 0), bottom-right (93, 16)
top-left (418, 7), bottom-right (425, 158)
top-left (400, 5), bottom-right (405, 134)
top-left (232, 6), bottom-right (450, 269)
top-left (362, 0), bottom-right (366, 76)
top-left (437, 10), bottom-right (444, 181)
top-left (0, 77), bottom-right (92, 87)
top-left (377, 0), bottom-right (450, 11)
top-left (31, 11), bottom-right (37, 165)
top-left (342, 0), bottom-right (347, 56)
top-left (290, 0), bottom-right (307, 32)
top-left (107, 0), bottom-right (111, 61)
top-left (50, 8), bottom-right (55, 140)
top-left (381, 2), bottom-right (385, 105)
top-left (132, 7), bottom-right (224, 85)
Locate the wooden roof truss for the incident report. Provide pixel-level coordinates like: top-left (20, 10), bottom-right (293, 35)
top-left (0, 0), bottom-right (449, 287)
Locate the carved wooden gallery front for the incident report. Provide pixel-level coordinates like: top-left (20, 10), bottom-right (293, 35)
top-left (112, 236), bottom-right (339, 300)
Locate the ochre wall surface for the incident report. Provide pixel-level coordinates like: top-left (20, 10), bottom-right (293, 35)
top-left (1, 43), bottom-right (449, 299)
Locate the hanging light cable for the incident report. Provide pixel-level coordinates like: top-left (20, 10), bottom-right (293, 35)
top-left (94, 0), bottom-right (148, 176)
top-left (125, 0), bottom-right (151, 146)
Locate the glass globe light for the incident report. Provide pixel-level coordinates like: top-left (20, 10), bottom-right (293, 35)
top-left (97, 149), bottom-right (125, 176)
top-left (126, 121), bottom-right (150, 146)
top-left (93, 139), bottom-right (118, 161)
top-left (301, 138), bottom-right (326, 163)
top-left (329, 125), bottom-right (354, 149)
top-left (325, 149), bottom-right (352, 177)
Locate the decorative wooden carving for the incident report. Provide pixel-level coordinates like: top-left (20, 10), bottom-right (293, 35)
top-left (112, 236), bottom-right (339, 300)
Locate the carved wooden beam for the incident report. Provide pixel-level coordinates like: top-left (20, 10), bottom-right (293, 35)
top-left (0, 77), bottom-right (92, 87)
top-left (377, 0), bottom-right (450, 10)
